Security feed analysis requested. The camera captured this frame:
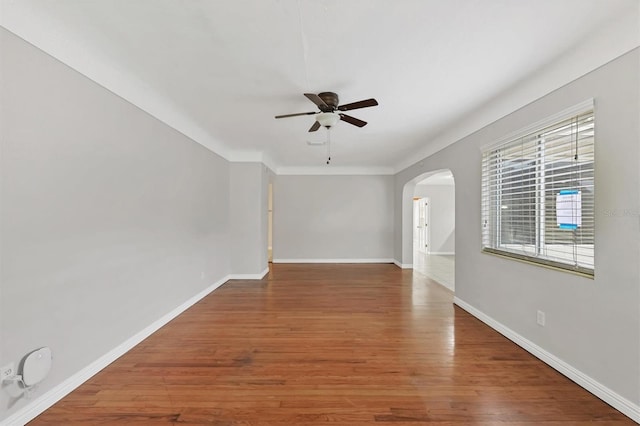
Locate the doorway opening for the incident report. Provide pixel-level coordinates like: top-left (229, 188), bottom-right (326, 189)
top-left (403, 170), bottom-right (455, 291)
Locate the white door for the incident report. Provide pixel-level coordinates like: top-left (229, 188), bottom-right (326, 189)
top-left (413, 198), bottom-right (429, 254)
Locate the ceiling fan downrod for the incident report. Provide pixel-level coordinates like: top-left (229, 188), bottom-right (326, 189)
top-left (326, 128), bottom-right (331, 165)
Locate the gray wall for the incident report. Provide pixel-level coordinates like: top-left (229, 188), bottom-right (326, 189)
top-left (414, 184), bottom-right (455, 254)
top-left (394, 49), bottom-right (640, 405)
top-left (229, 162), bottom-right (270, 275)
top-left (273, 175), bottom-right (394, 261)
top-left (0, 28), bottom-right (232, 420)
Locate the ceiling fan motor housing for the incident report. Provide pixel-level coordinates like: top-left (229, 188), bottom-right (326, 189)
top-left (317, 92), bottom-right (339, 111)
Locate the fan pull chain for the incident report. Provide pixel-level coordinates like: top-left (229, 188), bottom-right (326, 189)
top-left (326, 128), bottom-right (331, 164)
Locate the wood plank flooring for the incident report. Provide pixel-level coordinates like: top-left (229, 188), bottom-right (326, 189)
top-left (29, 264), bottom-right (634, 425)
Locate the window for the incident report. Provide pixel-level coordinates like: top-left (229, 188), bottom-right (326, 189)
top-left (481, 101), bottom-right (594, 276)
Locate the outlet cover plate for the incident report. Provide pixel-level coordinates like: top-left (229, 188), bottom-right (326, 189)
top-left (1, 362), bottom-right (15, 380)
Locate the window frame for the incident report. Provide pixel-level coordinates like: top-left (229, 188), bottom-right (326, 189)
top-left (481, 99), bottom-right (595, 277)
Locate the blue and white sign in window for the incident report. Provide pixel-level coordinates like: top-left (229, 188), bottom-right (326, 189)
top-left (556, 189), bottom-right (581, 230)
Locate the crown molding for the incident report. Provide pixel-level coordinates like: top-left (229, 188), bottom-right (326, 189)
top-left (227, 151), bottom-right (278, 172)
top-left (0, 21), bottom-right (233, 162)
top-left (276, 166), bottom-right (395, 176)
top-left (392, 14), bottom-right (640, 174)
top-left (3, 3), bottom-right (637, 178)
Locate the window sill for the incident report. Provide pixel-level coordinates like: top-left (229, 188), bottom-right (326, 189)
top-left (482, 248), bottom-right (594, 279)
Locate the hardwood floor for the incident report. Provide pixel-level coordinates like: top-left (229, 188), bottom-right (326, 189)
top-left (413, 253), bottom-right (455, 291)
top-left (29, 264), bottom-right (633, 425)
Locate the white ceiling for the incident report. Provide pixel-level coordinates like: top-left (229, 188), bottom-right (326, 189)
top-left (1, 0), bottom-right (638, 174)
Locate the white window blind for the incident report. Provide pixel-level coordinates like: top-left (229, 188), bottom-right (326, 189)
top-left (481, 105), bottom-right (594, 276)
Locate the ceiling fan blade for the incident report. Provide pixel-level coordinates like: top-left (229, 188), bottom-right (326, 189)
top-left (337, 98), bottom-right (378, 111)
top-left (275, 111), bottom-right (316, 119)
top-left (304, 93), bottom-right (331, 111)
top-left (339, 113), bottom-right (367, 127)
top-left (308, 121), bottom-right (321, 132)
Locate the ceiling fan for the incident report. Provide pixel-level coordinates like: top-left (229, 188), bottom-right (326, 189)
top-left (275, 92), bottom-right (378, 132)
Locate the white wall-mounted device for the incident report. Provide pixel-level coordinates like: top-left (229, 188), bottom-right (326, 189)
top-left (22, 346), bottom-right (53, 386)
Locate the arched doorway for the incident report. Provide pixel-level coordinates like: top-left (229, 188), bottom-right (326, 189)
top-left (402, 169), bottom-right (455, 291)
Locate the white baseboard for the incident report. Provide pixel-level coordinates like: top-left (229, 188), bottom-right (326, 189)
top-left (0, 276), bottom-right (230, 426)
top-left (430, 252), bottom-right (455, 256)
top-left (393, 260), bottom-right (413, 269)
top-left (453, 297), bottom-right (640, 424)
top-left (228, 267), bottom-right (269, 280)
top-left (272, 258), bottom-right (394, 264)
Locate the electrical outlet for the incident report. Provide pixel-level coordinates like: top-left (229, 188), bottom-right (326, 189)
top-left (537, 310), bottom-right (546, 327)
top-left (201, 271), bottom-right (205, 280)
top-left (1, 362), bottom-right (15, 380)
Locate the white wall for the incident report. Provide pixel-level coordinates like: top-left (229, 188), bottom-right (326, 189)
top-left (414, 184), bottom-right (455, 254)
top-left (273, 175), bottom-right (394, 261)
top-left (395, 48), bottom-right (640, 411)
top-left (0, 28), bottom-right (232, 421)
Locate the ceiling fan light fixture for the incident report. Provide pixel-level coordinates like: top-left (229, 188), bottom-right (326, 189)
top-left (316, 112), bottom-right (340, 128)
